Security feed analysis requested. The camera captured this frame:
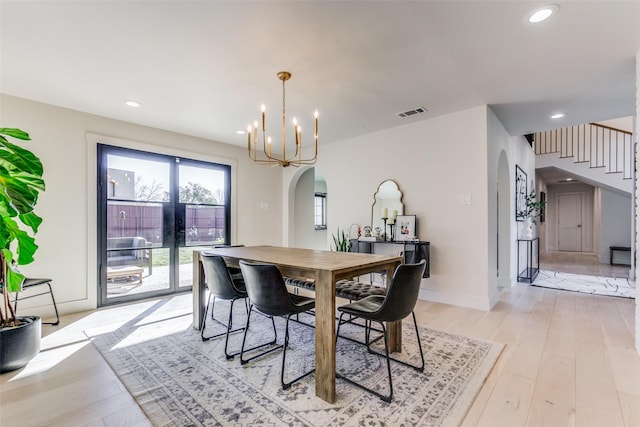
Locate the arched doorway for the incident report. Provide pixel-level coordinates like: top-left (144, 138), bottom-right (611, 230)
top-left (287, 167), bottom-right (328, 249)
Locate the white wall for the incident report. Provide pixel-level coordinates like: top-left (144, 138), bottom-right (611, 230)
top-left (600, 189), bottom-right (632, 263)
top-left (1, 94), bottom-right (283, 314)
top-left (287, 105), bottom-right (500, 310)
top-left (487, 108), bottom-right (536, 292)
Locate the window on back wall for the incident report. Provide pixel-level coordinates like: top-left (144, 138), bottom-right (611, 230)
top-left (314, 192), bottom-right (327, 230)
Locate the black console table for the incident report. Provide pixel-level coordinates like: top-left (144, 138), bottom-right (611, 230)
top-left (517, 238), bottom-right (539, 283)
top-left (349, 239), bottom-right (430, 278)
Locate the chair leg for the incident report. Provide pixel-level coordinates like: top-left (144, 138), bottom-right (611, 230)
top-left (13, 281), bottom-right (60, 326)
top-left (336, 312), bottom-right (383, 347)
top-left (201, 296), bottom-right (246, 346)
top-left (240, 306), bottom-right (281, 365)
top-left (281, 314), bottom-right (315, 390)
top-left (336, 318), bottom-right (393, 402)
top-left (45, 282), bottom-right (60, 326)
top-left (223, 298), bottom-right (247, 359)
top-left (365, 311), bottom-right (425, 372)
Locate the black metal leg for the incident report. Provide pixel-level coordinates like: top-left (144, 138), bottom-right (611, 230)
top-left (46, 282), bottom-right (60, 326)
top-left (336, 311), bottom-right (426, 403)
top-left (13, 281), bottom-right (60, 326)
top-left (281, 314), bottom-right (315, 390)
top-left (336, 317), bottom-right (393, 402)
top-left (240, 306), bottom-right (281, 365)
top-left (201, 296), bottom-right (246, 346)
top-left (366, 312), bottom-right (425, 372)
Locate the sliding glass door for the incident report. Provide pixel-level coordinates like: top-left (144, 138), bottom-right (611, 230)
top-left (97, 145), bottom-right (230, 306)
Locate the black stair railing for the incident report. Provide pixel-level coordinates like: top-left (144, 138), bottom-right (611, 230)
top-left (534, 123), bottom-right (634, 180)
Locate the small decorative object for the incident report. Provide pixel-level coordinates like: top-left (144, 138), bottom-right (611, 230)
top-left (388, 210), bottom-right (398, 241)
top-left (381, 208), bottom-right (389, 241)
top-left (395, 215), bottom-right (416, 241)
top-left (363, 225), bottom-right (372, 237)
top-left (348, 223), bottom-right (361, 239)
top-left (515, 165), bottom-right (527, 221)
top-left (517, 190), bottom-right (547, 239)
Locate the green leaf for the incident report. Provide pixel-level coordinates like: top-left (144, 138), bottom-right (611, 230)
top-left (0, 138), bottom-right (43, 176)
top-left (0, 249), bottom-right (25, 292)
top-left (1, 216), bottom-right (37, 265)
top-left (0, 128), bottom-right (43, 274)
top-left (19, 212), bottom-right (43, 234)
top-left (0, 128), bottom-right (31, 141)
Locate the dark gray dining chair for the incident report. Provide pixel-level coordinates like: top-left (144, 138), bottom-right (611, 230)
top-left (200, 254), bottom-right (251, 359)
top-left (336, 259), bottom-right (426, 402)
top-left (239, 260), bottom-right (316, 390)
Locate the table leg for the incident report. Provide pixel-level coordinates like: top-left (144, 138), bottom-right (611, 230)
top-left (385, 264), bottom-right (402, 353)
top-left (192, 251), bottom-right (207, 330)
top-left (315, 269), bottom-right (336, 403)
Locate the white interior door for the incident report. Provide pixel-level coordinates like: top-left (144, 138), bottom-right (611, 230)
top-left (557, 193), bottom-right (582, 251)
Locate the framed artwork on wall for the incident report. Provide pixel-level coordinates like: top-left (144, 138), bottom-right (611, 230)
top-left (395, 215), bottom-right (416, 241)
top-left (539, 191), bottom-right (546, 223)
top-left (515, 165), bottom-right (527, 221)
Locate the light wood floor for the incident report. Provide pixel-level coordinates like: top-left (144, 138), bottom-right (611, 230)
top-left (540, 250), bottom-right (632, 278)
top-left (1, 283), bottom-right (638, 426)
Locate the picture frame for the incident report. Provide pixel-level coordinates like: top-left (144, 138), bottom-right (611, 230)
top-left (515, 165), bottom-right (527, 221)
top-left (394, 215), bottom-right (416, 241)
top-left (539, 191), bottom-right (546, 223)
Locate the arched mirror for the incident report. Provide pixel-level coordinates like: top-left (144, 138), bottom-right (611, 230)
top-left (371, 180), bottom-right (404, 238)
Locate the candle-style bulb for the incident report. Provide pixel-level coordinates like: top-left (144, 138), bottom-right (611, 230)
top-left (314, 110), bottom-right (318, 137)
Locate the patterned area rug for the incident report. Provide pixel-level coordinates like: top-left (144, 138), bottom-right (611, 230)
top-left (533, 270), bottom-right (636, 298)
top-left (87, 301), bottom-right (503, 426)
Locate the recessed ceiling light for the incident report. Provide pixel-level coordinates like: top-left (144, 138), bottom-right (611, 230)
top-left (236, 130), bottom-right (246, 135)
top-left (527, 4), bottom-right (559, 23)
top-left (551, 113), bottom-right (565, 119)
top-left (125, 100), bottom-right (141, 108)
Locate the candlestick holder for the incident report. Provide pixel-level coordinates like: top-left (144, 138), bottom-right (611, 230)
top-left (382, 217), bottom-right (388, 241)
top-left (389, 223), bottom-right (396, 242)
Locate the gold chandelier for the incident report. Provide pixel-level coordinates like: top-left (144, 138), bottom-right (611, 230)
top-left (247, 71), bottom-right (318, 167)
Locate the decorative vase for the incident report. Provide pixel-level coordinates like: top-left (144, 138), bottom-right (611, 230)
top-left (0, 316), bottom-right (41, 373)
top-left (521, 217), bottom-right (534, 239)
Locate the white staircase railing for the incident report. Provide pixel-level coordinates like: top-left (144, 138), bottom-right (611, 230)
top-left (534, 123), bottom-right (634, 180)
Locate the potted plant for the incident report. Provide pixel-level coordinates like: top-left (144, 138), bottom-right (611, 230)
top-left (517, 190), bottom-right (546, 239)
top-left (331, 227), bottom-right (351, 252)
top-left (0, 128), bottom-right (45, 373)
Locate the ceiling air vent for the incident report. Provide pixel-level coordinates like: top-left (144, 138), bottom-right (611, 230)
top-left (397, 107), bottom-right (428, 118)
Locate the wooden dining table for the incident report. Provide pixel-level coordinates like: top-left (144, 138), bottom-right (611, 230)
top-left (192, 245), bottom-right (402, 403)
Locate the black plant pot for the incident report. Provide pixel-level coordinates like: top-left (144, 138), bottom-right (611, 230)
top-left (0, 316), bottom-right (41, 374)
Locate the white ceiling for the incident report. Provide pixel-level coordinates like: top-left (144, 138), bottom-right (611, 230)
top-left (1, 1), bottom-right (639, 148)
